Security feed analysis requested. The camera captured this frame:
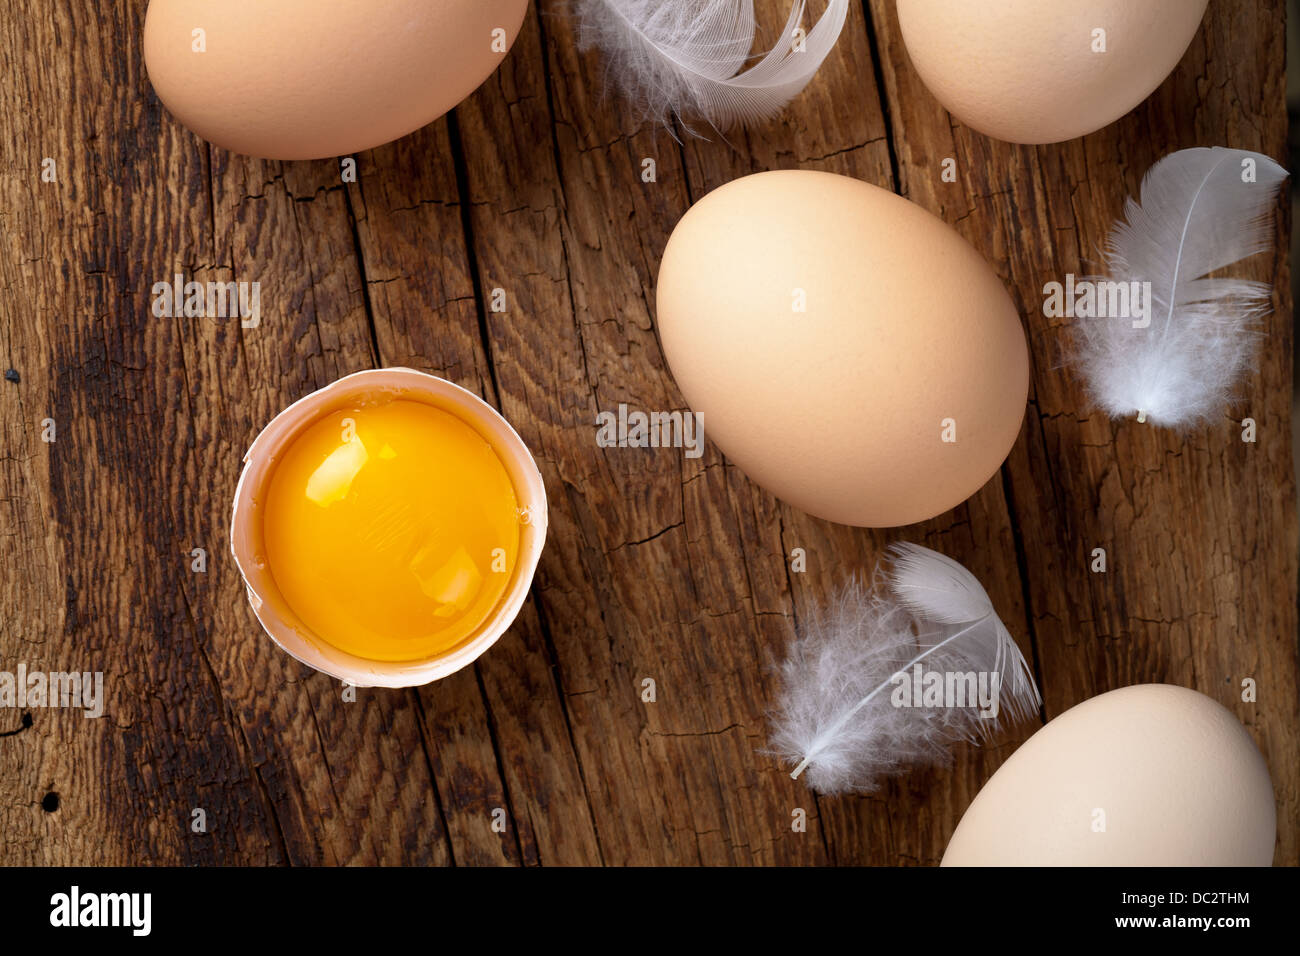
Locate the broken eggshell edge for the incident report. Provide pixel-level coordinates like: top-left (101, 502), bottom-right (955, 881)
top-left (229, 367), bottom-right (548, 688)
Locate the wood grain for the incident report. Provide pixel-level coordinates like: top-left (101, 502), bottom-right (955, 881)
top-left (0, 0), bottom-right (1294, 865)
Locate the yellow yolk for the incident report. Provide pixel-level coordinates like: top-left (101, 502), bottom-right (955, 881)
top-left (263, 399), bottom-right (520, 662)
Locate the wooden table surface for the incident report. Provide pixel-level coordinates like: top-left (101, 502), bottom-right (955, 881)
top-left (1, 0), bottom-right (1296, 866)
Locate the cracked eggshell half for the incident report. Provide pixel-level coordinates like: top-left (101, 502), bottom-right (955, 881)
top-left (144, 0), bottom-right (530, 159)
top-left (655, 169), bottom-right (1028, 528)
top-left (229, 368), bottom-right (547, 688)
top-left (943, 685), bottom-right (1277, 866)
top-left (896, 0), bottom-right (1209, 144)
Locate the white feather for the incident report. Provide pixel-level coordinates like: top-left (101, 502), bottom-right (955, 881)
top-left (1073, 147), bottom-right (1288, 428)
top-left (573, 0), bottom-right (851, 131)
top-left (769, 544), bottom-right (1041, 796)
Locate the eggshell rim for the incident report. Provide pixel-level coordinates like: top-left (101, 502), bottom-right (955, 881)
top-left (229, 367), bottom-right (548, 687)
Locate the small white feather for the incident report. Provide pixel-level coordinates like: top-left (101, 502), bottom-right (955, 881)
top-left (769, 544), bottom-right (1041, 796)
top-left (573, 0), bottom-right (851, 131)
top-left (1073, 147), bottom-right (1288, 428)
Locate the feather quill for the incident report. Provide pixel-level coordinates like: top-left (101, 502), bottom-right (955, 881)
top-left (1072, 147), bottom-right (1288, 428)
top-left (573, 0), bottom-right (851, 131)
top-left (769, 543), bottom-right (1040, 795)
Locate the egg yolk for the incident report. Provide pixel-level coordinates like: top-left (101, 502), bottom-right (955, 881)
top-left (263, 399), bottom-right (521, 662)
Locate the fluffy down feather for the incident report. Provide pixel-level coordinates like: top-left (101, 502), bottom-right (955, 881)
top-left (1073, 147), bottom-right (1288, 428)
top-left (769, 544), bottom-right (1040, 795)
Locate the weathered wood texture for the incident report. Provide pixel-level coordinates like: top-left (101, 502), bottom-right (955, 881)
top-left (1, 0), bottom-right (1295, 865)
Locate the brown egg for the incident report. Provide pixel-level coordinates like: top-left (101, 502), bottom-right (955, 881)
top-left (143, 0), bottom-right (529, 159)
top-left (942, 685), bottom-right (1277, 866)
top-left (897, 0), bottom-right (1209, 144)
top-left (655, 170), bottom-right (1028, 528)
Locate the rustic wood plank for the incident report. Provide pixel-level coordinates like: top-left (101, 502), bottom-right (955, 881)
top-left (1, 2), bottom-right (287, 864)
top-left (1, 1), bottom-right (458, 866)
top-left (204, 149), bottom-right (466, 867)
top-left (868, 0), bottom-right (1300, 863)
top-left (344, 121), bottom-right (602, 866)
